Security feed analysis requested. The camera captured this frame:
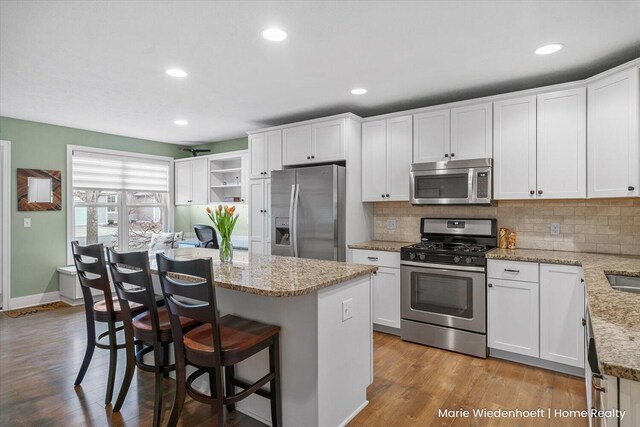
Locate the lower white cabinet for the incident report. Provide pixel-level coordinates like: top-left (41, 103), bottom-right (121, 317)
top-left (248, 179), bottom-right (271, 255)
top-left (487, 260), bottom-right (585, 371)
top-left (540, 263), bottom-right (585, 368)
top-left (487, 277), bottom-right (539, 357)
top-left (351, 249), bottom-right (401, 332)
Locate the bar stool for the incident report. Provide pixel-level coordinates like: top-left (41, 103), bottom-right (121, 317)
top-left (71, 241), bottom-right (146, 405)
top-left (155, 253), bottom-right (282, 427)
top-left (106, 249), bottom-right (199, 426)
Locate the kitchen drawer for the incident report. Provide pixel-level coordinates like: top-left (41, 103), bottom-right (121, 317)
top-left (352, 249), bottom-right (400, 269)
top-left (487, 259), bottom-right (539, 283)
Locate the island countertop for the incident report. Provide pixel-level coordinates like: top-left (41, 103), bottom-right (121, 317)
top-left (150, 248), bottom-right (377, 297)
top-left (487, 248), bottom-right (640, 382)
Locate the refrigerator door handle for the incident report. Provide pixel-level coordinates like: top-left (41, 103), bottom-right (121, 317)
top-left (288, 184), bottom-right (296, 257)
top-left (292, 184), bottom-right (299, 257)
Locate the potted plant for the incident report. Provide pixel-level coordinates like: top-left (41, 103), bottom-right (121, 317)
top-left (206, 205), bottom-right (239, 263)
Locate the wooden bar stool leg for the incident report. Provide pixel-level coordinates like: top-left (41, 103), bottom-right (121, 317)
top-left (269, 334), bottom-right (282, 427)
top-left (162, 343), bottom-right (170, 379)
top-left (152, 343), bottom-right (164, 427)
top-left (74, 308), bottom-right (96, 386)
top-left (113, 323), bottom-right (136, 412)
top-left (224, 365), bottom-right (236, 412)
top-left (168, 355), bottom-right (187, 427)
top-left (216, 370), bottom-right (226, 427)
top-left (104, 322), bottom-right (119, 405)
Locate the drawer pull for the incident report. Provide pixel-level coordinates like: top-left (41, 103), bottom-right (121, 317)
top-left (367, 257), bottom-right (379, 261)
top-left (488, 283), bottom-right (493, 288)
top-left (504, 269), bottom-right (520, 273)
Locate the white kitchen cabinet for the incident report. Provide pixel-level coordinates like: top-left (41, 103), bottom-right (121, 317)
top-left (413, 102), bottom-right (491, 163)
top-left (620, 378), bottom-right (640, 427)
top-left (174, 157), bottom-right (207, 205)
top-left (282, 119), bottom-right (346, 166)
top-left (450, 102), bottom-right (493, 160)
top-left (248, 179), bottom-right (271, 255)
top-left (588, 67), bottom-right (640, 198)
top-left (351, 249), bottom-right (401, 332)
top-left (487, 277), bottom-right (539, 357)
top-left (413, 109), bottom-right (450, 162)
top-left (362, 115), bottom-right (412, 201)
top-left (537, 88), bottom-right (587, 199)
top-left (539, 264), bottom-right (585, 368)
top-left (493, 96), bottom-right (538, 199)
top-left (249, 130), bottom-right (282, 179)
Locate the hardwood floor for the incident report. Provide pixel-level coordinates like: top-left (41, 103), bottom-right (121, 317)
top-left (0, 305), bottom-right (587, 426)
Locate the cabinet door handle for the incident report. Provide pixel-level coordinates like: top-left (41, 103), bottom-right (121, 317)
top-left (381, 194), bottom-right (386, 198)
top-left (386, 194), bottom-right (390, 198)
top-left (530, 190), bottom-right (535, 195)
top-left (311, 155), bottom-right (315, 159)
top-left (444, 154), bottom-right (449, 158)
top-left (538, 189), bottom-right (543, 195)
top-left (488, 283), bottom-right (493, 288)
top-left (450, 153), bottom-right (455, 158)
top-left (307, 156), bottom-right (310, 160)
top-left (592, 375), bottom-right (606, 392)
top-left (504, 269), bottom-right (520, 273)
top-left (629, 186), bottom-right (635, 191)
top-left (582, 318), bottom-right (586, 326)
top-left (367, 256), bottom-right (379, 261)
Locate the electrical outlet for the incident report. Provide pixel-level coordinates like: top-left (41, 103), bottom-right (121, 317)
top-left (387, 219), bottom-right (397, 230)
top-left (23, 218), bottom-right (31, 228)
top-left (342, 298), bottom-right (353, 322)
top-left (551, 223), bottom-right (560, 236)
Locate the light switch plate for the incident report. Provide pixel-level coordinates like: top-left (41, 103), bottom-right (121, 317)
top-left (551, 223), bottom-right (560, 236)
top-left (23, 218), bottom-right (31, 228)
top-left (387, 219), bottom-right (397, 230)
top-left (342, 298), bottom-right (353, 322)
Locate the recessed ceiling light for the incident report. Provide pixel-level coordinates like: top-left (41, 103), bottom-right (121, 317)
top-left (166, 68), bottom-right (188, 78)
top-left (174, 119), bottom-right (189, 126)
top-left (535, 43), bottom-right (564, 55)
top-left (350, 88), bottom-right (367, 95)
top-left (262, 28), bottom-right (287, 42)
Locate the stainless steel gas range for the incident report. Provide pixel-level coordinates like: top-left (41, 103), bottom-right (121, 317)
top-left (400, 218), bottom-right (497, 358)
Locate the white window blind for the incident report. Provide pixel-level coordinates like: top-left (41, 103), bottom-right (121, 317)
top-left (72, 150), bottom-right (170, 192)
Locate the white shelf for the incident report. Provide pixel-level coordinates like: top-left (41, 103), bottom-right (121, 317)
top-left (210, 184), bottom-right (241, 188)
top-left (210, 168), bottom-right (242, 174)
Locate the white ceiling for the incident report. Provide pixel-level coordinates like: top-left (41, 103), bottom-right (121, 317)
top-left (1, 1), bottom-right (640, 146)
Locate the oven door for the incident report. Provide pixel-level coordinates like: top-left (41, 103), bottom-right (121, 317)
top-left (401, 262), bottom-right (486, 333)
top-left (410, 168), bottom-right (473, 204)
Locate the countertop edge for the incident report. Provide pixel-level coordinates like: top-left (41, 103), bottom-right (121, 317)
top-left (348, 240), bottom-right (416, 253)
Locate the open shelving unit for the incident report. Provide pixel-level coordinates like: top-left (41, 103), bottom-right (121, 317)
top-left (208, 152), bottom-right (248, 204)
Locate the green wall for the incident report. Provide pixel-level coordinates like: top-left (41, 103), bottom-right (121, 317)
top-left (0, 117), bottom-right (185, 299)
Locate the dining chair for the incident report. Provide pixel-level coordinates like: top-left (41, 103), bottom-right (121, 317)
top-left (71, 241), bottom-right (146, 405)
top-left (155, 253), bottom-right (282, 426)
top-left (106, 248), bottom-right (199, 426)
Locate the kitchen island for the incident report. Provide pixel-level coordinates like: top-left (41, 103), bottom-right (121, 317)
top-left (150, 248), bottom-right (377, 427)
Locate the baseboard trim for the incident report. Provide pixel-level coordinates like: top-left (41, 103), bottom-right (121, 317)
top-left (8, 291), bottom-right (60, 310)
top-left (235, 405), bottom-right (272, 427)
top-left (338, 400), bottom-right (369, 427)
top-left (489, 348), bottom-right (585, 377)
top-left (373, 323), bottom-right (401, 336)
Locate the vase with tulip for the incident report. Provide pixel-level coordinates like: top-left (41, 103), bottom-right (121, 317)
top-left (206, 205), bottom-right (239, 263)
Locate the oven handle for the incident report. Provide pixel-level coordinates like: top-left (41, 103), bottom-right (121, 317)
top-left (400, 260), bottom-right (486, 272)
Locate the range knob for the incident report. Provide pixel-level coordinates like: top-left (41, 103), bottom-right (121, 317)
top-left (409, 252), bottom-right (416, 260)
top-left (418, 253), bottom-right (426, 261)
top-left (453, 256), bottom-right (461, 263)
top-left (465, 257), bottom-right (473, 264)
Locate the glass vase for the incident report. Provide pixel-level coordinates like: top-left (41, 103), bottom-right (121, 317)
top-left (219, 237), bottom-right (233, 264)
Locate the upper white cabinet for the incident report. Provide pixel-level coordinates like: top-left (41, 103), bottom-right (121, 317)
top-left (588, 67), bottom-right (640, 198)
top-left (450, 103), bottom-right (493, 160)
top-left (493, 88), bottom-right (586, 199)
top-left (537, 88), bottom-right (587, 199)
top-left (362, 115), bottom-right (412, 201)
top-left (174, 157), bottom-right (208, 205)
top-left (493, 96), bottom-right (537, 199)
top-left (413, 102), bottom-right (492, 163)
top-left (539, 263), bottom-right (584, 369)
top-left (249, 130), bottom-right (282, 179)
top-left (282, 118), bottom-right (345, 166)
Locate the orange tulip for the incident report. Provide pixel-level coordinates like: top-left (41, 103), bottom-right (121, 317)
top-left (206, 207), bottom-right (212, 214)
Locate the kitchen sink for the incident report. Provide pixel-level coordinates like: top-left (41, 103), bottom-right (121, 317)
top-left (606, 274), bottom-right (640, 294)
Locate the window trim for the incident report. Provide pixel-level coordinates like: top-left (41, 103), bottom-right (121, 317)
top-left (66, 145), bottom-right (174, 264)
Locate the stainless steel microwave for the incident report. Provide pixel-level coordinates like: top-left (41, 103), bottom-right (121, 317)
top-left (410, 158), bottom-right (492, 205)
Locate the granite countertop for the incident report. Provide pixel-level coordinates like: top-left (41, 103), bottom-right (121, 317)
top-left (348, 240), bottom-right (415, 252)
top-left (150, 248), bottom-right (377, 298)
top-left (487, 248), bottom-right (640, 382)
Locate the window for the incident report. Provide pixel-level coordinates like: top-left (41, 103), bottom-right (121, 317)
top-left (69, 147), bottom-right (172, 254)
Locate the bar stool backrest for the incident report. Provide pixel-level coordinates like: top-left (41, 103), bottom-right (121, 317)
top-left (71, 241), bottom-right (115, 314)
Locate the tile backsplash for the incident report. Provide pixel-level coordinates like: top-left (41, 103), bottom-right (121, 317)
top-left (373, 199), bottom-right (640, 255)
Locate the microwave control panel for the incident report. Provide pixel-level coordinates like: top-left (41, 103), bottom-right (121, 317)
top-left (476, 172), bottom-right (489, 198)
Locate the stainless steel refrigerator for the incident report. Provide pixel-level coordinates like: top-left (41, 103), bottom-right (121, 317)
top-left (271, 165), bottom-right (346, 261)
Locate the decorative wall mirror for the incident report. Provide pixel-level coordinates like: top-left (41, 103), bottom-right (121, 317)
top-left (17, 168), bottom-right (62, 211)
